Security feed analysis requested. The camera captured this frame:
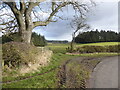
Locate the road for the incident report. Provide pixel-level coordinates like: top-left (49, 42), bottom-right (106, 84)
top-left (89, 56), bottom-right (119, 88)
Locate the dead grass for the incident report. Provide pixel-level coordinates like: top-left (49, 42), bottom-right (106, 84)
top-left (2, 42), bottom-right (53, 76)
top-left (19, 49), bottom-right (52, 74)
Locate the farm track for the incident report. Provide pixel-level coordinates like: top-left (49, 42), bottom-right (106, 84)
top-left (57, 58), bottom-right (75, 87)
top-left (57, 55), bottom-right (119, 88)
top-left (57, 57), bottom-right (100, 88)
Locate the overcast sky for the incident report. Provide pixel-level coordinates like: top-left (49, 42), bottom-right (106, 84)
top-left (33, 1), bottom-right (118, 41)
top-left (1, 0), bottom-right (118, 41)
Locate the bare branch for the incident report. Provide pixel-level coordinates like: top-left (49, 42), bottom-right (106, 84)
top-left (4, 2), bottom-right (20, 15)
top-left (1, 25), bottom-right (17, 31)
top-left (33, 20), bottom-right (57, 28)
top-left (0, 19), bottom-right (15, 25)
top-left (20, 0), bottom-right (26, 14)
top-left (25, 2), bottom-right (40, 13)
top-left (33, 21), bottom-right (49, 27)
top-left (33, 2), bottom-right (76, 27)
top-left (47, 2), bottom-right (71, 21)
top-left (52, 2), bottom-right (56, 11)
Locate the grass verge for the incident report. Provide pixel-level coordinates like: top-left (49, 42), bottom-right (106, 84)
top-left (2, 52), bottom-right (119, 88)
top-left (2, 53), bottom-right (78, 88)
top-left (57, 53), bottom-right (119, 88)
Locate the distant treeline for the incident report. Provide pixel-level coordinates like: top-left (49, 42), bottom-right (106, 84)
top-left (47, 40), bottom-right (68, 44)
top-left (1, 32), bottom-right (47, 46)
top-left (75, 30), bottom-right (120, 43)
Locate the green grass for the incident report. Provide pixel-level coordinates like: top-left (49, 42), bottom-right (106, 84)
top-left (2, 42), bottom-right (119, 88)
top-left (2, 53), bottom-right (78, 88)
top-left (46, 42), bottom-right (119, 53)
top-left (2, 52), bottom-right (119, 88)
top-left (75, 52), bottom-right (119, 57)
top-left (64, 61), bottom-right (90, 88)
top-left (47, 42), bottom-right (118, 47)
top-left (77, 42), bottom-right (119, 46)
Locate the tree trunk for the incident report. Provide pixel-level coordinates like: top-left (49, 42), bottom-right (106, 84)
top-left (70, 33), bottom-right (75, 52)
top-left (18, 24), bottom-right (32, 44)
top-left (15, 11), bottom-right (33, 44)
top-left (70, 41), bottom-right (74, 52)
top-left (22, 8), bottom-right (33, 44)
top-left (21, 30), bottom-right (32, 44)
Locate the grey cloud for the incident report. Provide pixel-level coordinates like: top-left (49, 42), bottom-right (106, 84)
top-left (33, 19), bottom-right (73, 40)
top-left (34, 1), bottom-right (118, 41)
top-left (87, 2), bottom-right (118, 31)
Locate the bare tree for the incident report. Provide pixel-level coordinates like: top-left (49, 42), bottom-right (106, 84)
top-left (0, 0), bottom-right (93, 44)
top-left (69, 16), bottom-right (90, 52)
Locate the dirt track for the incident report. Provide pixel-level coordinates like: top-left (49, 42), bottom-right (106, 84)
top-left (58, 57), bottom-right (101, 88)
top-left (89, 56), bottom-right (119, 88)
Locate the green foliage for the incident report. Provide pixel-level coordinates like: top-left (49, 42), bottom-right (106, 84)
top-left (2, 42), bottom-right (40, 68)
top-left (31, 32), bottom-right (47, 46)
top-left (75, 45), bottom-right (120, 53)
top-left (2, 32), bottom-right (22, 44)
top-left (75, 30), bottom-right (119, 43)
top-left (1, 32), bottom-right (47, 46)
top-left (1, 35), bottom-right (13, 44)
top-left (79, 46), bottom-right (106, 53)
top-left (107, 45), bottom-right (120, 52)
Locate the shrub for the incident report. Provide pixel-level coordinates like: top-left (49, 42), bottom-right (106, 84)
top-left (2, 32), bottom-right (47, 46)
top-left (76, 47), bottom-right (85, 53)
top-left (107, 45), bottom-right (120, 52)
top-left (2, 42), bottom-right (40, 68)
top-left (93, 46), bottom-right (106, 52)
top-left (80, 46), bottom-right (96, 53)
top-left (66, 47), bottom-right (75, 53)
top-left (118, 45), bottom-right (120, 53)
top-left (31, 32), bottom-right (47, 46)
top-left (75, 45), bottom-right (119, 53)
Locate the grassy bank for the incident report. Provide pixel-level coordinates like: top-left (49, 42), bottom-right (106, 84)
top-left (2, 42), bottom-right (119, 88)
top-left (2, 53), bottom-right (78, 88)
top-left (2, 52), bottom-right (119, 88)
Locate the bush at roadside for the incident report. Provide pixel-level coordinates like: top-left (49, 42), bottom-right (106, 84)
top-left (75, 45), bottom-right (120, 53)
top-left (2, 42), bottom-right (52, 74)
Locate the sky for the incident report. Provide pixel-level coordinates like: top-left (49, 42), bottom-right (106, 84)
top-left (0, 0), bottom-right (118, 41)
top-left (33, 0), bottom-right (118, 41)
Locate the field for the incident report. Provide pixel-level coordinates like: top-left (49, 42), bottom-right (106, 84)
top-left (46, 42), bottom-right (119, 53)
top-left (2, 42), bottom-right (119, 88)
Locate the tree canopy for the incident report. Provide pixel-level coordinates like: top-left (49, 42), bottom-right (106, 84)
top-left (1, 32), bottom-right (47, 46)
top-left (75, 29), bottom-right (119, 43)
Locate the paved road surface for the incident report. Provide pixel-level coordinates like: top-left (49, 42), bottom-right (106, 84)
top-left (89, 56), bottom-right (119, 88)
